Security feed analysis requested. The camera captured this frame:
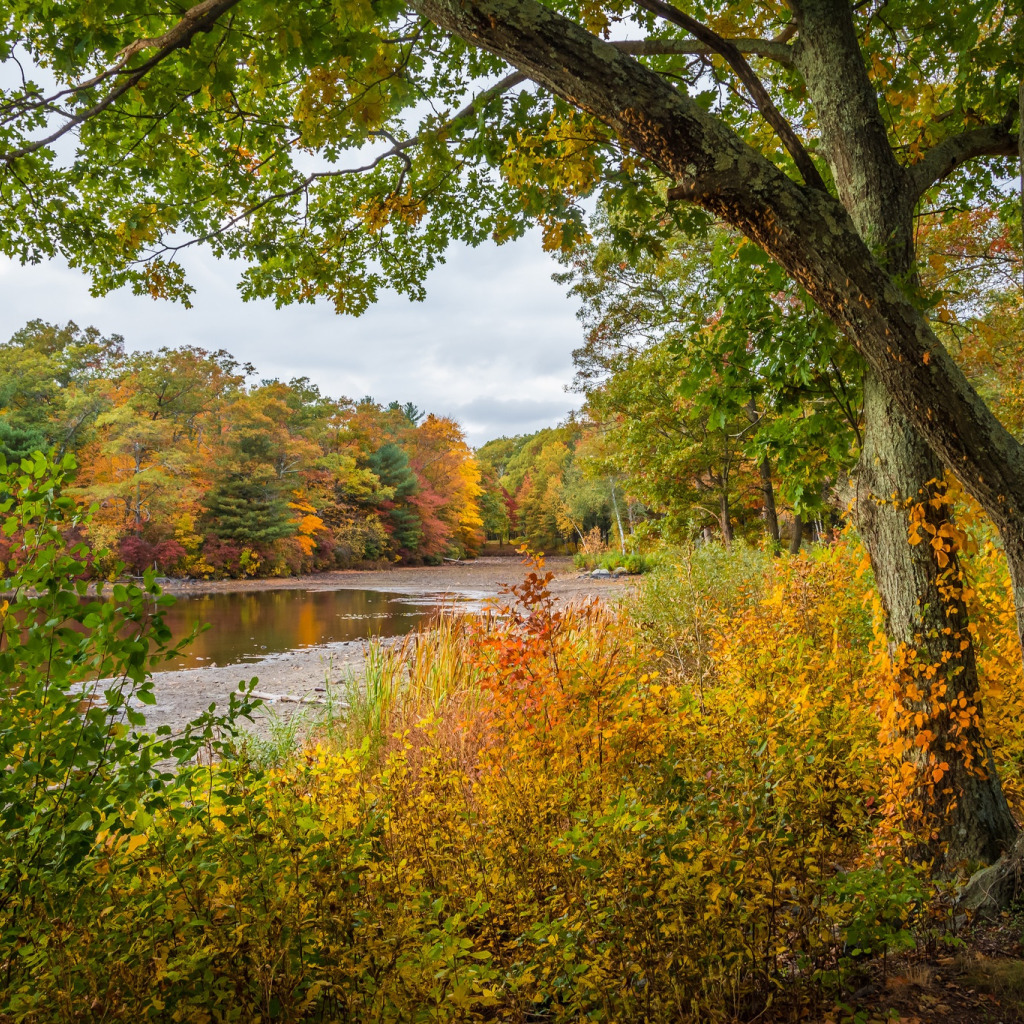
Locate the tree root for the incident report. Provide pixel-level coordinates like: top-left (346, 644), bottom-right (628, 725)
top-left (958, 833), bottom-right (1024, 917)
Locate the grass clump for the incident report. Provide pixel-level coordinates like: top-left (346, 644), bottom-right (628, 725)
top-left (572, 549), bottom-right (656, 573)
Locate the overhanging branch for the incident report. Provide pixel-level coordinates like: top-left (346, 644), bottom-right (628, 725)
top-left (1, 0), bottom-right (242, 163)
top-left (411, 0), bottom-right (1024, 544)
top-left (612, 37), bottom-right (794, 66)
top-left (137, 70), bottom-right (527, 261)
top-left (907, 120), bottom-right (1019, 203)
top-left (633, 0), bottom-right (825, 191)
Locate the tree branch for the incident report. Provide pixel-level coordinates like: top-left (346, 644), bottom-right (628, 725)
top-left (612, 37), bottom-right (793, 66)
top-left (1, 0), bottom-right (241, 163)
top-left (1020, 79), bottom-right (1024, 294)
top-left (633, 0), bottom-right (825, 191)
top-left (906, 120), bottom-right (1020, 203)
top-left (137, 71), bottom-right (527, 261)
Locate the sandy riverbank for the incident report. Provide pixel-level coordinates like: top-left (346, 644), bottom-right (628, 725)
top-left (160, 554), bottom-right (622, 602)
top-left (145, 555), bottom-right (635, 735)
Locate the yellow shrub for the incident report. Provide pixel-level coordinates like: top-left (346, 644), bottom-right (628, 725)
top-left (5, 544), bottom-right (1016, 1022)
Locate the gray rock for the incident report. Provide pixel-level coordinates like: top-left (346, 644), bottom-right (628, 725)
top-left (957, 834), bottom-right (1024, 918)
top-left (591, 568), bottom-right (612, 578)
top-left (612, 566), bottom-right (630, 576)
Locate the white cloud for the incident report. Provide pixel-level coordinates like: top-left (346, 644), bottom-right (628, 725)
top-left (0, 230), bottom-right (583, 446)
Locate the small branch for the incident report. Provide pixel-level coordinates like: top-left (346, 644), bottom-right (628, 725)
top-left (1, 0), bottom-right (241, 163)
top-left (1019, 80), bottom-right (1023, 295)
top-left (906, 119), bottom-right (1020, 203)
top-left (773, 21), bottom-right (797, 45)
top-left (612, 37), bottom-right (793, 66)
top-left (634, 0), bottom-right (826, 191)
top-left (444, 70), bottom-right (526, 123)
top-left (138, 70), bottom-right (527, 261)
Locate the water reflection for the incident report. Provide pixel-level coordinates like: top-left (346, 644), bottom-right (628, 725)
top-left (161, 588), bottom-right (453, 669)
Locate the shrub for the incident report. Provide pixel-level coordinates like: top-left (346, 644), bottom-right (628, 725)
top-left (200, 533), bottom-right (243, 576)
top-left (4, 535), bottom-right (1019, 1022)
top-left (0, 451), bottom-right (260, 1017)
top-left (116, 533), bottom-right (155, 575)
top-left (572, 549), bottom-right (656, 573)
top-left (626, 539), bottom-right (774, 682)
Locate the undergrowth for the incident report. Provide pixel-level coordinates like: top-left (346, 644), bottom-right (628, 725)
top-left (2, 459), bottom-right (1024, 1022)
top-left (572, 549), bottom-right (655, 573)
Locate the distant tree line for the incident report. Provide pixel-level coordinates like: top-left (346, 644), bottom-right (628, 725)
top-left (0, 321), bottom-right (485, 578)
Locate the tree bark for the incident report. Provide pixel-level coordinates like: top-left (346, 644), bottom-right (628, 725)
top-left (1019, 79), bottom-right (1023, 295)
top-left (719, 490), bottom-right (733, 549)
top-left (788, 514), bottom-right (803, 555)
top-left (745, 400), bottom-right (780, 545)
top-left (856, 375), bottom-right (1017, 864)
top-left (793, 0), bottom-right (1017, 866)
top-left (610, 478), bottom-right (626, 554)
top-left (758, 457), bottom-right (781, 545)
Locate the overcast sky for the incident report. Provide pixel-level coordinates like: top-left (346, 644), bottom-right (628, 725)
top-left (0, 230), bottom-right (583, 447)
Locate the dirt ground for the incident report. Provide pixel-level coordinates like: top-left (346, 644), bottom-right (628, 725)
top-left (143, 555), bottom-right (634, 736)
top-left (827, 923), bottom-right (1024, 1024)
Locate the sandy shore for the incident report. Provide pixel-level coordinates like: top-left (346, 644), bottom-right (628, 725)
top-left (145, 555), bottom-right (634, 736)
top-left (160, 554), bottom-right (621, 601)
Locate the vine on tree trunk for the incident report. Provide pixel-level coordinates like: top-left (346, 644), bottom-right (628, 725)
top-left (874, 476), bottom-right (1017, 869)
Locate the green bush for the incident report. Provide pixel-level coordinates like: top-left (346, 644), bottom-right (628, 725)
top-left (625, 540), bottom-right (773, 680)
top-left (572, 550), bottom-right (656, 573)
top-left (0, 451), bottom-right (260, 944)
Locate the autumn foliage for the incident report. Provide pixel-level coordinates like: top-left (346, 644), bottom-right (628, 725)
top-left (0, 322), bottom-right (486, 577)
top-left (5, 516), bottom-right (1023, 1022)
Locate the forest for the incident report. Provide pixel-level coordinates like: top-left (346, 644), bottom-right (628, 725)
top-left (0, 312), bottom-right (841, 578)
top-left (2, 1), bottom-right (1024, 1022)
top-left (0, 320), bottom-right (488, 574)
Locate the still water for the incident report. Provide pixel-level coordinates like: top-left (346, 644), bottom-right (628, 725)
top-left (159, 588), bottom-right (458, 669)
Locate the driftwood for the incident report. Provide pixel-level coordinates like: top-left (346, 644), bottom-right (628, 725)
top-left (248, 689), bottom-right (348, 708)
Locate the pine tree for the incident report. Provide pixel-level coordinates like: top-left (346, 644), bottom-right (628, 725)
top-left (202, 476), bottom-right (295, 547)
top-left (368, 443), bottom-right (422, 555)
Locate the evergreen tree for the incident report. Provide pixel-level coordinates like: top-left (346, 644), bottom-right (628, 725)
top-left (368, 443), bottom-right (422, 555)
top-left (0, 420), bottom-right (49, 463)
top-left (202, 476), bottom-right (295, 548)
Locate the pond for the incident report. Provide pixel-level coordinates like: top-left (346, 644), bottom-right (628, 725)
top-left (159, 588), bottom-right (467, 670)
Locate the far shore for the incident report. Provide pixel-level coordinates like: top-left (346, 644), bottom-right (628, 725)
top-left (156, 553), bottom-right (615, 602)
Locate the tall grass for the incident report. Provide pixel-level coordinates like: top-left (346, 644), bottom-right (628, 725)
top-left (626, 540), bottom-right (773, 696)
top-left (339, 610), bottom-right (488, 749)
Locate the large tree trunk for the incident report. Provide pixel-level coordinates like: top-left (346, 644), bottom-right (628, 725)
top-left (411, 0), bottom-right (1024, 672)
top-left (857, 375), bottom-right (1017, 864)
